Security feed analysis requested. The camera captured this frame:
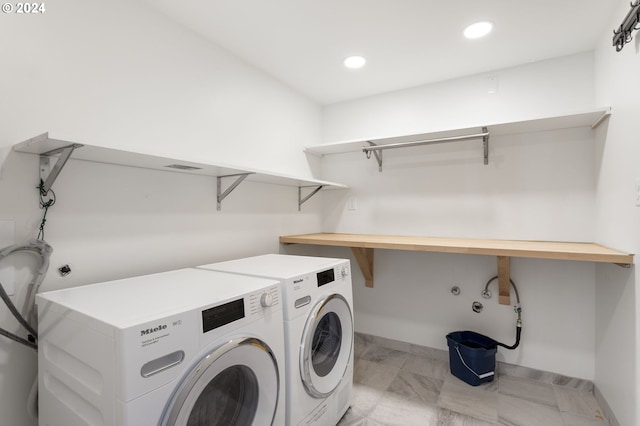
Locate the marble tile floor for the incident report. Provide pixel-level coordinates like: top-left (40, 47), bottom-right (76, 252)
top-left (337, 334), bottom-right (610, 426)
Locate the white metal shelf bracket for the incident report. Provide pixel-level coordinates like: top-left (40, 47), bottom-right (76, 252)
top-left (482, 127), bottom-right (489, 165)
top-left (366, 141), bottom-right (383, 171)
top-left (217, 173), bottom-right (252, 211)
top-left (591, 110), bottom-right (611, 129)
top-left (39, 144), bottom-right (83, 193)
top-left (362, 128), bottom-right (490, 171)
top-left (298, 185), bottom-right (324, 211)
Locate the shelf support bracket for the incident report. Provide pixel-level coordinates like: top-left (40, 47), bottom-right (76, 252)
top-left (39, 144), bottom-right (83, 194)
top-left (351, 247), bottom-right (374, 288)
top-left (366, 141), bottom-right (383, 172)
top-left (483, 127), bottom-right (489, 165)
top-left (217, 173), bottom-right (251, 211)
top-left (497, 256), bottom-right (511, 305)
top-left (591, 110), bottom-right (611, 129)
top-left (298, 185), bottom-right (324, 211)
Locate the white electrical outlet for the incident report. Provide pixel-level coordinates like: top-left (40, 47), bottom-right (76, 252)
top-left (635, 178), bottom-right (640, 207)
top-left (0, 220), bottom-right (16, 295)
top-left (485, 75), bottom-right (499, 94)
top-left (347, 196), bottom-right (358, 211)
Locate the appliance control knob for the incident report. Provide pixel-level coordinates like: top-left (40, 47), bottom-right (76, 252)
top-left (340, 266), bottom-right (349, 278)
top-left (260, 292), bottom-right (274, 307)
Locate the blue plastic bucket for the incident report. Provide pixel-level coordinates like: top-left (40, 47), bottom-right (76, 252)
top-left (446, 331), bottom-right (497, 386)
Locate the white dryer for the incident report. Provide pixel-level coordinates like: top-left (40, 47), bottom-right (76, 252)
top-left (36, 268), bottom-right (285, 426)
top-left (198, 255), bottom-right (353, 426)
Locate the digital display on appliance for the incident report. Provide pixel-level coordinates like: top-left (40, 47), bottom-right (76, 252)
top-left (317, 268), bottom-right (335, 287)
top-left (202, 298), bottom-right (244, 333)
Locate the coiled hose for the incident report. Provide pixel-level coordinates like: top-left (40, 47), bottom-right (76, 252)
top-left (0, 284), bottom-right (37, 350)
top-left (0, 239), bottom-right (53, 350)
top-left (0, 239), bottom-right (52, 420)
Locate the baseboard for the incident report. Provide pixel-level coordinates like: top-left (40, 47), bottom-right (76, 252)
top-left (356, 331), bottom-right (593, 392)
top-left (594, 385), bottom-right (620, 426)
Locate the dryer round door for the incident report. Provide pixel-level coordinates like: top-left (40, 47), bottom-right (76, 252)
top-left (160, 337), bottom-right (279, 426)
top-left (300, 293), bottom-right (353, 398)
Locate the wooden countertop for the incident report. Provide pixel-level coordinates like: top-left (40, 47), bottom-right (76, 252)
top-left (279, 233), bottom-right (634, 265)
top-left (280, 233), bottom-right (633, 302)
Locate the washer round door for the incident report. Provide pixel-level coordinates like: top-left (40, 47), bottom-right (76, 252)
top-left (160, 337), bottom-right (279, 426)
top-left (300, 293), bottom-right (353, 398)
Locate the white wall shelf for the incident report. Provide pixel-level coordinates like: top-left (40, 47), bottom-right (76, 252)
top-left (305, 107), bottom-right (611, 160)
top-left (13, 133), bottom-right (348, 210)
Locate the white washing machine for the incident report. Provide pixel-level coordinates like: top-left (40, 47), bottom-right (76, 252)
top-left (36, 268), bottom-right (286, 426)
top-left (198, 255), bottom-right (353, 426)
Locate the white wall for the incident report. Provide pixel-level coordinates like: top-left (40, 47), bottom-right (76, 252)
top-left (0, 1), bottom-right (323, 425)
top-left (0, 0), bottom-right (320, 178)
top-left (593, 1), bottom-right (640, 424)
top-left (322, 52), bottom-right (595, 143)
top-left (320, 54), bottom-right (600, 379)
top-left (321, 127), bottom-right (596, 242)
top-left (319, 246), bottom-right (596, 380)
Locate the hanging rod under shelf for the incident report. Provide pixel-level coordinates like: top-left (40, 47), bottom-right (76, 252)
top-left (362, 127), bottom-right (489, 171)
top-left (613, 0), bottom-right (640, 52)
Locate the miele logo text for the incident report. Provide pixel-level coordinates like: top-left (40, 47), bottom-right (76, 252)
top-left (293, 279), bottom-right (304, 284)
top-left (140, 325), bottom-right (167, 336)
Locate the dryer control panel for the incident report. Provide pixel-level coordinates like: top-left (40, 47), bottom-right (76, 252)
top-left (286, 261), bottom-right (351, 318)
top-left (316, 263), bottom-right (350, 287)
top-left (316, 268), bottom-right (335, 287)
top-left (290, 263), bottom-right (350, 293)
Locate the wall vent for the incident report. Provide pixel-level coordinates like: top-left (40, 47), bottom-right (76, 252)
top-left (164, 164), bottom-right (202, 171)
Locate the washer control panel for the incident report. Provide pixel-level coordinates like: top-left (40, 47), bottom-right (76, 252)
top-left (247, 284), bottom-right (280, 315)
top-left (201, 284), bottom-right (280, 333)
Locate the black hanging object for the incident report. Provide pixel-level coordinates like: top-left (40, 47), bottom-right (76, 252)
top-left (613, 1), bottom-right (640, 52)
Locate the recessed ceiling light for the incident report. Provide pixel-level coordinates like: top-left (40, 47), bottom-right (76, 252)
top-left (463, 21), bottom-right (493, 39)
top-left (344, 56), bottom-right (366, 69)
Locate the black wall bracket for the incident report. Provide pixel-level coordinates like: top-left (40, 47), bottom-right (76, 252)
top-left (613, 1), bottom-right (640, 52)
